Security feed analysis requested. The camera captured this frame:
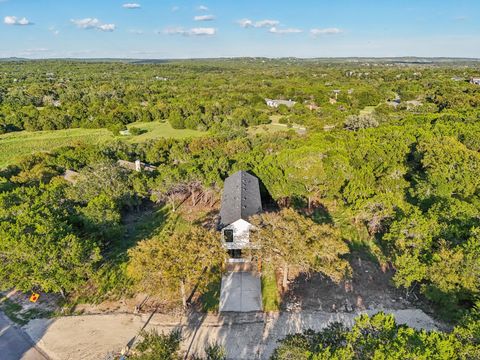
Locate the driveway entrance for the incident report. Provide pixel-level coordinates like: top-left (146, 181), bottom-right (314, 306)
top-left (219, 271), bottom-right (262, 312)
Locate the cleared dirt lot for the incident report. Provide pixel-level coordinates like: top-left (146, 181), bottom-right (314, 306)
top-left (24, 308), bottom-right (440, 360)
top-left (284, 253), bottom-right (414, 312)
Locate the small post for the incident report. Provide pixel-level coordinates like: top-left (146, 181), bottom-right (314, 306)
top-left (135, 159), bottom-right (141, 172)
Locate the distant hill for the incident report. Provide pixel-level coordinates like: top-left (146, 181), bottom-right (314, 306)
top-left (1, 56), bottom-right (480, 65)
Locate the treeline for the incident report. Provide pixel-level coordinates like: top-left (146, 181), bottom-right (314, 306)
top-left (1, 60), bottom-right (480, 134)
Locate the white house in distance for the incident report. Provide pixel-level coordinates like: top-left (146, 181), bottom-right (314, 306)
top-left (265, 98), bottom-right (297, 108)
top-left (219, 171), bottom-right (263, 260)
top-left (470, 77), bottom-right (480, 85)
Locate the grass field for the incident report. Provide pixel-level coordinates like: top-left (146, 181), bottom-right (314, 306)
top-left (261, 265), bottom-right (280, 312)
top-left (248, 115), bottom-right (306, 135)
top-left (0, 122), bottom-right (205, 168)
top-left (359, 105), bottom-right (377, 115)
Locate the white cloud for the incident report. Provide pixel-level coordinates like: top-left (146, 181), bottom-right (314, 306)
top-left (171, 6), bottom-right (180, 12)
top-left (122, 3), bottom-right (141, 9)
top-left (310, 27), bottom-right (343, 36)
top-left (189, 27), bottom-right (216, 36)
top-left (237, 19), bottom-right (281, 29)
top-left (197, 5), bottom-right (208, 11)
top-left (163, 27), bottom-right (185, 35)
top-left (164, 26), bottom-right (216, 36)
top-left (269, 27), bottom-right (302, 34)
top-left (71, 18), bottom-right (100, 29)
top-left (71, 18), bottom-right (116, 32)
top-left (255, 19), bottom-right (280, 28)
top-left (4, 16), bottom-right (32, 26)
top-left (237, 19), bottom-right (253, 28)
top-left (98, 24), bottom-right (115, 32)
top-left (194, 14), bottom-right (215, 21)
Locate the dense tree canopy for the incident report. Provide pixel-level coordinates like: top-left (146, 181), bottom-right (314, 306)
top-left (0, 59), bottom-right (479, 325)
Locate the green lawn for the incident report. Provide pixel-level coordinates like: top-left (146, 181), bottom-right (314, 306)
top-left (359, 105), bottom-right (377, 116)
top-left (0, 122), bottom-right (205, 168)
top-left (261, 265), bottom-right (280, 312)
top-left (0, 296), bottom-right (53, 325)
top-left (124, 121), bottom-right (204, 142)
top-left (249, 115), bottom-right (304, 135)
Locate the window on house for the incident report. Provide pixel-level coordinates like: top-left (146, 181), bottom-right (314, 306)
top-left (224, 229), bottom-right (234, 243)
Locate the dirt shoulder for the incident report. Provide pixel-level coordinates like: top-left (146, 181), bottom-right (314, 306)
top-left (24, 308), bottom-right (441, 360)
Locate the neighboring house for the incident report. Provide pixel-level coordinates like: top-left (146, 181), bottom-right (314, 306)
top-left (405, 100), bottom-right (423, 109)
top-left (117, 159), bottom-right (156, 172)
top-left (219, 171), bottom-right (263, 259)
top-left (265, 98), bottom-right (297, 108)
top-left (470, 77), bottom-right (480, 85)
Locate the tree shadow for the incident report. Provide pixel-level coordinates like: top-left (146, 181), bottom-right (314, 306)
top-left (310, 203), bottom-right (334, 225)
top-left (111, 201), bottom-right (170, 261)
top-left (246, 170), bottom-right (278, 212)
top-left (0, 309), bottom-right (53, 360)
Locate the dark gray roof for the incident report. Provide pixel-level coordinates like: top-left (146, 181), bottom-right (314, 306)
top-left (219, 171), bottom-right (262, 228)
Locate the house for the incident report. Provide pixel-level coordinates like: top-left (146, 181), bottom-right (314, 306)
top-left (219, 171), bottom-right (262, 259)
top-left (265, 98), bottom-right (296, 108)
top-left (470, 77), bottom-right (480, 85)
top-left (117, 159), bottom-right (156, 172)
top-left (218, 171), bottom-right (263, 312)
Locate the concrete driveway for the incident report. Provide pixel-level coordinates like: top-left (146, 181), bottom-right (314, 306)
top-left (0, 312), bottom-right (48, 360)
top-left (220, 272), bottom-right (262, 312)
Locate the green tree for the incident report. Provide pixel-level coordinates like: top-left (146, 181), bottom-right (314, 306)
top-left (127, 224), bottom-right (226, 308)
top-left (0, 182), bottom-right (101, 296)
top-left (130, 329), bottom-right (182, 360)
top-left (249, 208), bottom-right (350, 290)
top-left (272, 312), bottom-right (480, 360)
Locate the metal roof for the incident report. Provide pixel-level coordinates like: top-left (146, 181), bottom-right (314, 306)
top-left (219, 171), bottom-right (262, 228)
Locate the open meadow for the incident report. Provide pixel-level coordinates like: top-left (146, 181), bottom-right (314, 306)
top-left (0, 122), bottom-right (204, 168)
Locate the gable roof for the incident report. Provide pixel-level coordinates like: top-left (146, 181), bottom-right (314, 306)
top-left (219, 171), bottom-right (262, 228)
top-left (265, 98), bottom-right (297, 108)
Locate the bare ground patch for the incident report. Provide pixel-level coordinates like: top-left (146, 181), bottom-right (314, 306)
top-left (282, 252), bottom-right (416, 313)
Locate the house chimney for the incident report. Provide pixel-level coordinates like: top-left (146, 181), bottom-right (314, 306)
top-left (135, 159), bottom-right (141, 172)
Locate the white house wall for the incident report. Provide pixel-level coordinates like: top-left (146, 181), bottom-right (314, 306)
top-left (222, 219), bottom-right (252, 250)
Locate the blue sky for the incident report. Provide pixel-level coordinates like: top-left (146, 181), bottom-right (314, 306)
top-left (1, 0), bottom-right (479, 58)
